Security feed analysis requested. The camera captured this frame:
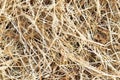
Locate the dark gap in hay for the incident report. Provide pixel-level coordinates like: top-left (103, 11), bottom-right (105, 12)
top-left (97, 30), bottom-right (107, 39)
top-left (21, 57), bottom-right (29, 65)
top-left (75, 42), bottom-right (80, 48)
top-left (74, 21), bottom-right (77, 25)
top-left (5, 67), bottom-right (11, 77)
top-left (12, 60), bottom-right (22, 67)
top-left (93, 35), bottom-right (101, 43)
top-left (71, 42), bottom-right (80, 52)
top-left (20, 0), bottom-right (24, 2)
top-left (106, 3), bottom-right (109, 9)
top-left (81, 4), bottom-right (85, 9)
top-left (50, 61), bottom-right (57, 71)
top-left (118, 38), bottom-right (120, 43)
top-left (112, 26), bottom-right (119, 33)
top-left (21, 7), bottom-right (33, 16)
top-left (84, 70), bottom-right (92, 78)
top-left (56, 29), bottom-right (64, 37)
top-left (12, 66), bottom-right (21, 73)
top-left (34, 55), bottom-right (40, 63)
top-left (79, 0), bottom-right (84, 8)
top-left (46, 15), bottom-right (53, 22)
top-left (69, 15), bottom-right (73, 20)
top-left (0, 43), bottom-right (4, 50)
top-left (89, 55), bottom-right (101, 67)
top-left (116, 77), bottom-right (120, 80)
top-left (57, 52), bottom-right (62, 58)
top-left (45, 28), bottom-right (53, 39)
top-left (112, 35), bottom-right (118, 43)
top-left (84, 45), bottom-right (93, 52)
top-left (119, 7), bottom-right (120, 10)
top-left (4, 56), bottom-right (12, 61)
top-left (0, 1), bottom-right (3, 8)
top-left (5, 22), bottom-right (13, 29)
top-left (55, 70), bottom-right (65, 76)
top-left (66, 35), bottom-right (76, 41)
top-left (67, 66), bottom-right (73, 73)
top-left (72, 65), bottom-right (80, 74)
top-left (5, 24), bottom-right (10, 29)
top-left (42, 0), bottom-right (52, 5)
top-left (101, 10), bottom-right (106, 14)
top-left (111, 61), bottom-right (120, 71)
top-left (26, 66), bottom-right (32, 74)
top-left (4, 24), bottom-right (19, 42)
top-left (75, 74), bottom-right (80, 80)
top-left (105, 3), bottom-right (112, 13)
top-left (80, 0), bottom-right (88, 9)
top-left (35, 66), bottom-right (40, 72)
top-left (38, 11), bottom-right (53, 27)
top-left (55, 66), bottom-right (60, 71)
top-left (104, 66), bottom-right (114, 74)
top-left (84, 45), bottom-right (101, 67)
top-left (22, 8), bottom-right (29, 12)
top-left (80, 0), bottom-right (90, 9)
top-left (33, 37), bottom-right (42, 44)
top-left (52, 52), bottom-right (62, 64)
top-left (86, 52), bottom-right (95, 58)
top-left (113, 44), bottom-right (120, 52)
top-left (91, 11), bottom-right (96, 16)
top-left (40, 62), bottom-right (43, 68)
top-left (16, 44), bottom-right (25, 55)
top-left (0, 15), bottom-right (6, 23)
top-left (5, 6), bottom-right (14, 15)
top-left (107, 44), bottom-right (115, 54)
top-left (40, 11), bottom-right (46, 19)
top-left (65, 0), bottom-right (71, 3)
top-left (41, 77), bottom-right (46, 80)
top-left (67, 59), bottom-right (76, 64)
top-left (79, 15), bottom-right (85, 21)
top-left (93, 63), bottom-right (101, 68)
top-left (36, 18), bottom-right (42, 26)
top-left (75, 0), bottom-right (81, 8)
top-left (101, 16), bottom-right (107, 22)
top-left (0, 74), bottom-right (3, 80)
top-left (18, 16), bottom-right (32, 34)
top-left (93, 26), bottom-right (110, 44)
top-left (30, 0), bottom-right (36, 6)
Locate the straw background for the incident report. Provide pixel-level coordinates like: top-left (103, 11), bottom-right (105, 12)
top-left (0, 0), bottom-right (120, 80)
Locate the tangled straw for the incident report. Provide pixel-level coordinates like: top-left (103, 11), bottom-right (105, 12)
top-left (0, 0), bottom-right (120, 80)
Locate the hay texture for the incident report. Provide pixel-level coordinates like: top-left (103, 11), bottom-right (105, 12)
top-left (0, 0), bottom-right (120, 80)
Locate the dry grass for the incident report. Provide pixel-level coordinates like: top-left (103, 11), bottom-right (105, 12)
top-left (0, 0), bottom-right (120, 80)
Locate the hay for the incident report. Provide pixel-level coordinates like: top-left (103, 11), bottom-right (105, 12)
top-left (0, 0), bottom-right (120, 80)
